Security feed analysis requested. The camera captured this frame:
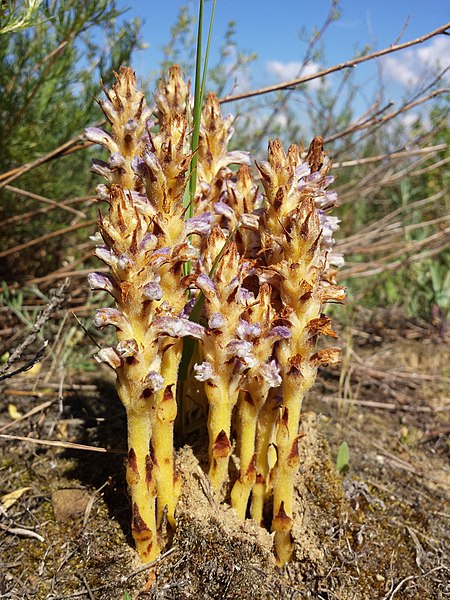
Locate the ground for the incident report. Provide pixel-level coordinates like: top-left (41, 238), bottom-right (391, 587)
top-left (0, 313), bottom-right (449, 599)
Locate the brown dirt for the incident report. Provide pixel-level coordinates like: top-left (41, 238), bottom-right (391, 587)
top-left (0, 324), bottom-right (449, 599)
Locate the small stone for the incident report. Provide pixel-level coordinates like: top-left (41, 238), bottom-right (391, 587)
top-left (52, 489), bottom-right (91, 522)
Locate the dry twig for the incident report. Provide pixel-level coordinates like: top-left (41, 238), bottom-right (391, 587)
top-left (220, 23), bottom-right (450, 103)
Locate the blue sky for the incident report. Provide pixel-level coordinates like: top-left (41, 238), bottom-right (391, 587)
top-left (117, 1), bottom-right (449, 81)
top-left (114, 1), bottom-right (449, 130)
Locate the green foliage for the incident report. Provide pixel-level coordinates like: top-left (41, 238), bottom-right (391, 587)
top-left (0, 0), bottom-right (143, 281)
top-left (0, 282), bottom-right (41, 328)
top-left (0, 0), bottom-right (46, 35)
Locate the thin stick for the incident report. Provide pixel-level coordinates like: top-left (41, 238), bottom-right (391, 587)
top-left (331, 144), bottom-right (447, 168)
top-left (4, 185), bottom-right (86, 218)
top-left (0, 133), bottom-right (94, 188)
top-left (0, 399), bottom-right (54, 432)
top-left (319, 396), bottom-right (449, 412)
top-left (0, 218), bottom-right (96, 259)
top-left (0, 433), bottom-right (125, 454)
top-left (0, 278), bottom-right (69, 376)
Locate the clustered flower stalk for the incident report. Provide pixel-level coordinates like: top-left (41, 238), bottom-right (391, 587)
top-left (87, 66), bottom-right (344, 566)
top-left (86, 66), bottom-right (203, 561)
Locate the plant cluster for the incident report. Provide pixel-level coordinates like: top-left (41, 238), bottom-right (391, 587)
top-left (87, 66), bottom-right (344, 565)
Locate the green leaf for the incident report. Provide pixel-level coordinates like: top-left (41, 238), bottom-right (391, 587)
top-left (336, 441), bottom-right (350, 474)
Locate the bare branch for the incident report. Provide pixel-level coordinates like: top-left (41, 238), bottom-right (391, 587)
top-left (4, 185), bottom-right (86, 218)
top-left (219, 22), bottom-right (450, 104)
top-left (0, 218), bottom-right (97, 259)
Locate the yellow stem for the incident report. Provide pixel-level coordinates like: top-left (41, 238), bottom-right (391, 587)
top-left (250, 393), bottom-right (278, 526)
top-left (205, 378), bottom-right (237, 495)
top-left (126, 406), bottom-right (160, 562)
top-left (231, 385), bottom-right (270, 519)
top-left (272, 371), bottom-right (315, 565)
top-left (152, 341), bottom-right (182, 528)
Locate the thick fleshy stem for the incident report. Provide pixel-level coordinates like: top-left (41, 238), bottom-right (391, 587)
top-left (205, 378), bottom-right (237, 495)
top-left (231, 386), bottom-right (266, 519)
top-left (250, 391), bottom-right (279, 526)
top-left (271, 375), bottom-right (311, 564)
top-left (153, 340), bottom-right (182, 528)
top-left (126, 407), bottom-right (159, 561)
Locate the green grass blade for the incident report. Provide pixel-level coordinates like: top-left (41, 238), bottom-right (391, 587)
top-left (200, 0), bottom-right (217, 101)
top-left (187, 0), bottom-right (205, 220)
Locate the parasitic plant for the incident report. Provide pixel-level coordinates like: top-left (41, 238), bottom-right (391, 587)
top-left (87, 66), bottom-right (344, 566)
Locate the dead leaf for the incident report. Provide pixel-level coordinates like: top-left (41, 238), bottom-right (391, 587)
top-left (1, 487), bottom-right (31, 511)
top-left (7, 404), bottom-right (22, 420)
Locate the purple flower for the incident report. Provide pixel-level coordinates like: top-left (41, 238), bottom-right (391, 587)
top-left (95, 184), bottom-right (110, 201)
top-left (142, 149), bottom-right (163, 175)
top-left (95, 347), bottom-right (121, 369)
top-left (194, 362), bottom-right (215, 382)
top-left (154, 317), bottom-right (204, 340)
top-left (131, 156), bottom-right (150, 178)
top-left (131, 192), bottom-right (154, 214)
top-left (260, 359), bottom-right (282, 387)
top-left (226, 150), bottom-right (252, 166)
top-left (149, 247), bottom-right (171, 268)
top-left (117, 253), bottom-right (134, 271)
top-left (125, 119), bottom-right (138, 133)
top-left (236, 288), bottom-right (254, 303)
top-left (91, 159), bottom-right (112, 179)
top-left (143, 279), bottom-right (163, 301)
top-left (138, 233), bottom-right (158, 253)
top-left (94, 246), bottom-right (115, 267)
top-left (329, 253), bottom-right (345, 268)
top-left (196, 274), bottom-right (216, 296)
top-left (226, 340), bottom-right (257, 368)
top-left (237, 319), bottom-right (261, 340)
top-left (319, 213), bottom-right (340, 248)
top-left (307, 171), bottom-right (322, 184)
top-left (209, 312), bottom-right (226, 329)
top-left (214, 202), bottom-right (235, 220)
top-left (294, 163), bottom-right (310, 180)
top-left (225, 276), bottom-right (240, 297)
top-left (316, 190), bottom-right (338, 210)
top-left (109, 152), bottom-right (127, 169)
top-left (185, 213), bottom-right (214, 236)
top-left (144, 371), bottom-right (165, 393)
top-left (116, 338), bottom-right (139, 358)
top-left (267, 326), bottom-right (291, 340)
top-left (239, 213), bottom-right (259, 230)
top-left (93, 308), bottom-right (126, 330)
top-left (179, 298), bottom-right (196, 319)
top-left (88, 272), bottom-right (118, 298)
top-left (85, 127), bottom-right (118, 154)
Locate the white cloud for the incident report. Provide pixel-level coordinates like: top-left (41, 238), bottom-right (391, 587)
top-left (383, 36), bottom-right (450, 87)
top-left (400, 112), bottom-right (419, 128)
top-left (265, 60), bottom-right (322, 89)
